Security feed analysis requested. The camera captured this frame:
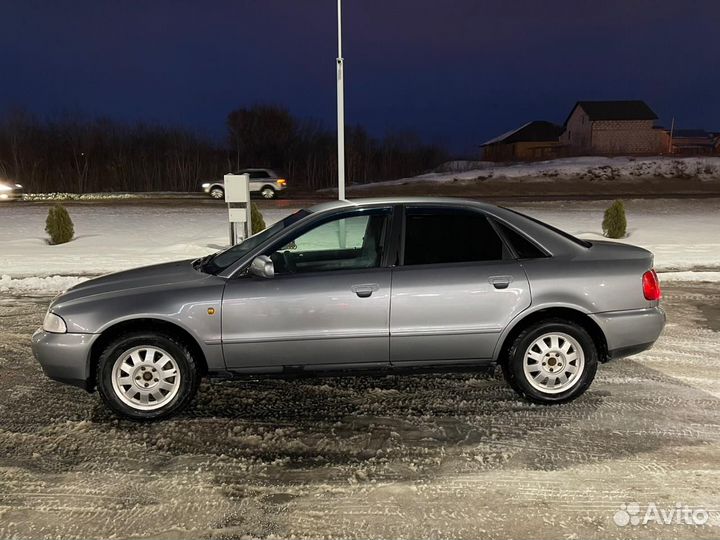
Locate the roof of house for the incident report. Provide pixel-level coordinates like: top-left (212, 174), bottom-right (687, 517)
top-left (481, 120), bottom-right (564, 146)
top-left (566, 100), bottom-right (658, 124)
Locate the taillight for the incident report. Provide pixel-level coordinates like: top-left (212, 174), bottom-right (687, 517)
top-left (277, 178), bottom-right (287, 186)
top-left (642, 269), bottom-right (662, 301)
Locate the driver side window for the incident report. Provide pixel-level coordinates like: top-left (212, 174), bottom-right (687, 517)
top-left (269, 211), bottom-right (389, 274)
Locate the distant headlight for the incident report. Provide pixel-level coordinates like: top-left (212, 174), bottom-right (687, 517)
top-left (15, 184), bottom-right (22, 189)
top-left (43, 312), bottom-right (67, 334)
top-left (0, 184), bottom-right (11, 192)
top-left (201, 183), bottom-right (210, 188)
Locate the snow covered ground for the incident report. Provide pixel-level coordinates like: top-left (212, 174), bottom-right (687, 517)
top-left (352, 156), bottom-right (720, 187)
top-left (1, 198), bottom-right (718, 292)
top-left (1, 283), bottom-right (719, 539)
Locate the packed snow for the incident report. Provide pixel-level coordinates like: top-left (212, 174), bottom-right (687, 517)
top-left (351, 156), bottom-right (720, 187)
top-left (0, 198), bottom-right (718, 292)
top-left (1, 283), bottom-right (719, 538)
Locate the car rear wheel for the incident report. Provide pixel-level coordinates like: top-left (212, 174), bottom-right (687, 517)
top-left (97, 332), bottom-right (200, 421)
top-left (502, 319), bottom-right (598, 404)
top-left (209, 187), bottom-right (224, 199)
top-left (260, 186), bottom-right (276, 199)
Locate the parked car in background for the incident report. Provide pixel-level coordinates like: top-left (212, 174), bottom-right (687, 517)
top-left (201, 169), bottom-right (287, 200)
top-left (0, 180), bottom-right (24, 201)
top-left (32, 197), bottom-right (665, 420)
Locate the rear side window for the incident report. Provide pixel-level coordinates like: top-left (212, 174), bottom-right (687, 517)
top-left (248, 171), bottom-right (270, 179)
top-left (403, 208), bottom-right (506, 265)
top-left (494, 221), bottom-right (548, 259)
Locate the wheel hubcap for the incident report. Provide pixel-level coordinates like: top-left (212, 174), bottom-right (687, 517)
top-left (261, 188), bottom-right (274, 199)
top-left (522, 332), bottom-right (585, 394)
top-left (210, 189), bottom-right (223, 199)
top-left (111, 346), bottom-right (181, 411)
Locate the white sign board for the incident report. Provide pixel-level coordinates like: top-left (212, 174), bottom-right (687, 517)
top-left (224, 174), bottom-right (251, 245)
top-left (224, 174), bottom-right (250, 203)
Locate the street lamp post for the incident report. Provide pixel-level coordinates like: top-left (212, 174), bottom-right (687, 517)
top-left (336, 0), bottom-right (346, 200)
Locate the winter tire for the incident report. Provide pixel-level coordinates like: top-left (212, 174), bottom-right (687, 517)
top-left (97, 332), bottom-right (200, 421)
top-left (502, 318), bottom-right (598, 404)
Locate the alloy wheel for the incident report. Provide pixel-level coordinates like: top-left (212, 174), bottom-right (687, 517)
top-left (111, 346), bottom-right (181, 410)
top-left (522, 332), bottom-right (585, 394)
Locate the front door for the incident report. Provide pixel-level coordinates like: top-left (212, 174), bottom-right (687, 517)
top-left (390, 206), bottom-right (531, 365)
top-left (222, 208), bottom-right (393, 370)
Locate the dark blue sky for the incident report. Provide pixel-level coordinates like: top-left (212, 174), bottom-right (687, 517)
top-left (1, 0), bottom-right (718, 154)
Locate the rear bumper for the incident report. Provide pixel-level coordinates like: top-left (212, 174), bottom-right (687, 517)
top-left (31, 328), bottom-right (98, 391)
top-left (590, 306), bottom-right (666, 360)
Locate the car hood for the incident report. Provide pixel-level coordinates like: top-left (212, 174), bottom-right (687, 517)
top-left (53, 259), bottom-right (208, 306)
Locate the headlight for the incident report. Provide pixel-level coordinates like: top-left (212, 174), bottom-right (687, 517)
top-left (0, 184), bottom-right (11, 192)
top-left (201, 183), bottom-right (210, 188)
top-left (15, 184), bottom-right (22, 189)
top-left (43, 312), bottom-right (67, 334)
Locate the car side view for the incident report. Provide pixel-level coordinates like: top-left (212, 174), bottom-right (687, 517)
top-left (32, 197), bottom-right (665, 420)
top-left (201, 168), bottom-right (287, 199)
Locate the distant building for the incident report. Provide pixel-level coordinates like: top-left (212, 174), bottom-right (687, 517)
top-left (561, 100), bottom-right (664, 155)
top-left (481, 120), bottom-right (564, 162)
top-left (669, 129), bottom-right (720, 155)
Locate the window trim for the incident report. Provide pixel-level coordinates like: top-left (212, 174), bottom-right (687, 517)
top-left (489, 217), bottom-right (552, 260)
top-left (398, 204), bottom-right (515, 267)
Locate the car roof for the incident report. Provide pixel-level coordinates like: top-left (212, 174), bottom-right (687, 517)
top-left (308, 196), bottom-right (498, 213)
top-left (307, 197), bottom-right (587, 256)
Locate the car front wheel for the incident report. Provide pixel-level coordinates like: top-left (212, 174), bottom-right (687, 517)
top-left (502, 319), bottom-right (598, 404)
top-left (97, 332), bottom-right (200, 421)
top-left (209, 187), bottom-right (224, 199)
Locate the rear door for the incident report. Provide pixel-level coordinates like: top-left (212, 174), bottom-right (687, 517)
top-left (247, 170), bottom-right (271, 191)
top-left (389, 206), bottom-right (531, 365)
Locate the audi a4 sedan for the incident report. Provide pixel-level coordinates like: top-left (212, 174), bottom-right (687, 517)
top-left (32, 197), bottom-right (665, 420)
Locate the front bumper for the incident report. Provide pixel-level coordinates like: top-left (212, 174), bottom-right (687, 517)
top-left (0, 189), bottom-right (23, 201)
top-left (590, 306), bottom-right (666, 360)
top-left (31, 328), bottom-right (98, 391)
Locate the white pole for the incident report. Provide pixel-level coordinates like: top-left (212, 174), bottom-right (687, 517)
top-left (668, 116), bottom-right (675, 154)
top-left (336, 0), bottom-right (346, 200)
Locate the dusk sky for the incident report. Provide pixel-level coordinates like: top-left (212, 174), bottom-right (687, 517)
top-left (2, 0), bottom-right (719, 154)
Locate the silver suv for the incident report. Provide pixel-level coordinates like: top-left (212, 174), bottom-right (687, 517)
top-left (201, 169), bottom-right (287, 200)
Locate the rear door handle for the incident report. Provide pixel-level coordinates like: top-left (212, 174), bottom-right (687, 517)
top-left (351, 283), bottom-right (380, 298)
top-left (489, 275), bottom-right (513, 289)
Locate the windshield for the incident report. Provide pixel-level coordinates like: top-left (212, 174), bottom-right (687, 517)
top-left (201, 209), bottom-right (311, 274)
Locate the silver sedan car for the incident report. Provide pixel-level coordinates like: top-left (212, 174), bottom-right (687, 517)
top-left (32, 197), bottom-right (665, 420)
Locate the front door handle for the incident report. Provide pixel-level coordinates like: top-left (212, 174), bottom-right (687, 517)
top-left (351, 283), bottom-right (380, 298)
top-left (489, 275), bottom-right (513, 290)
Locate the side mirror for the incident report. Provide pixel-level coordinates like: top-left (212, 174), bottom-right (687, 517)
top-left (249, 255), bottom-right (274, 279)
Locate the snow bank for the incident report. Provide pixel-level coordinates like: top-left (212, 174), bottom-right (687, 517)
top-left (659, 271), bottom-right (720, 282)
top-left (0, 274), bottom-right (89, 293)
top-left (353, 156), bottom-right (720, 188)
top-left (22, 192), bottom-right (144, 201)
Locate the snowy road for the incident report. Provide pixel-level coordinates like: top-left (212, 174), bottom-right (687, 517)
top-left (1, 283), bottom-right (720, 539)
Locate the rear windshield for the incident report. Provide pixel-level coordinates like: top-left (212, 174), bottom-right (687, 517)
top-left (502, 208), bottom-right (592, 248)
